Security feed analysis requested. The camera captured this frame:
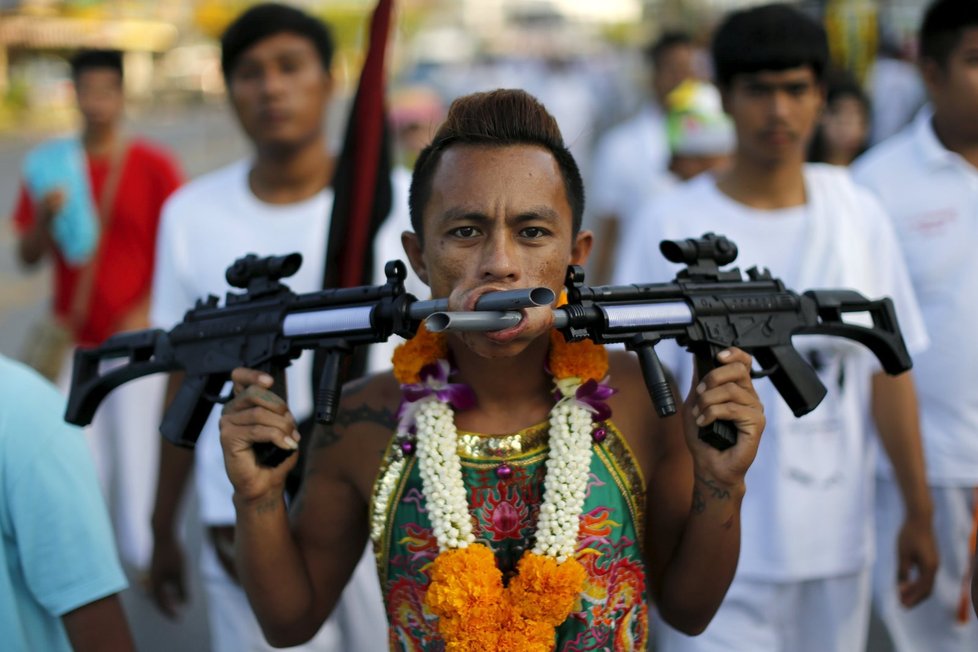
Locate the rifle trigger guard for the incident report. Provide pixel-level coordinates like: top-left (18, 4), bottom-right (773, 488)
top-left (205, 389), bottom-right (234, 405)
top-left (750, 365), bottom-right (777, 380)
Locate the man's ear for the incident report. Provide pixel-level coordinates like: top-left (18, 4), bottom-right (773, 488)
top-left (570, 229), bottom-right (594, 267)
top-left (401, 231), bottom-right (429, 286)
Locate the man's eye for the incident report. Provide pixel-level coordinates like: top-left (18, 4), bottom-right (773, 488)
top-left (450, 226), bottom-right (480, 238)
top-left (280, 58), bottom-right (302, 74)
top-left (520, 227), bottom-right (549, 238)
top-left (234, 66), bottom-right (261, 82)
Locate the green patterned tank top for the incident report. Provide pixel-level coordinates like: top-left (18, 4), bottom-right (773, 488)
top-left (370, 419), bottom-right (649, 651)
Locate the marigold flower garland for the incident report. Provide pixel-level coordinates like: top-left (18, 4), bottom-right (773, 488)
top-left (385, 318), bottom-right (612, 651)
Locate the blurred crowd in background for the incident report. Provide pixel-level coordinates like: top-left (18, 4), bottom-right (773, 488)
top-left (0, 1), bottom-right (961, 652)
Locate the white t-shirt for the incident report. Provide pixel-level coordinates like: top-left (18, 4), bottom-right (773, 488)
top-left (854, 109), bottom-right (978, 485)
top-left (587, 105), bottom-right (670, 225)
top-left (151, 160), bottom-right (331, 529)
top-left (612, 165), bottom-right (928, 581)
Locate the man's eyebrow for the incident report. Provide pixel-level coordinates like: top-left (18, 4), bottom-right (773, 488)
top-left (436, 206), bottom-right (562, 223)
top-left (438, 208), bottom-right (490, 224)
top-left (238, 46), bottom-right (314, 67)
top-left (516, 206), bottom-right (561, 220)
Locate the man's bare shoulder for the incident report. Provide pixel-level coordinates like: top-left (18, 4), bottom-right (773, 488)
top-left (606, 349), bottom-right (681, 473)
top-left (608, 350), bottom-right (650, 411)
top-left (307, 370), bottom-right (400, 451)
top-left (303, 370), bottom-right (401, 496)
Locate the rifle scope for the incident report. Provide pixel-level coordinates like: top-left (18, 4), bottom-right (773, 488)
top-left (660, 233), bottom-right (738, 267)
top-left (226, 253), bottom-right (303, 288)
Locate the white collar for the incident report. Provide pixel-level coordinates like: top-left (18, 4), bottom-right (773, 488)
top-left (912, 106), bottom-right (977, 173)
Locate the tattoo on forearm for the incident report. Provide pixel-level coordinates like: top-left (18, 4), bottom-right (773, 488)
top-left (691, 473), bottom-right (732, 516)
top-left (311, 404), bottom-right (397, 450)
top-left (255, 496), bottom-right (281, 515)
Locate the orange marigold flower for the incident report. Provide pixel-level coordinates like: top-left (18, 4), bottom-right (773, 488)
top-left (439, 614), bottom-right (503, 651)
top-left (497, 604), bottom-right (556, 652)
top-left (392, 321), bottom-right (448, 384)
top-left (548, 330), bottom-right (608, 384)
top-left (509, 553), bottom-right (587, 626)
top-left (426, 545), bottom-right (504, 620)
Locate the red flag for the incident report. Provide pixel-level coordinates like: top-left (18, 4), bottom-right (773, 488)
top-left (323, 0), bottom-right (394, 290)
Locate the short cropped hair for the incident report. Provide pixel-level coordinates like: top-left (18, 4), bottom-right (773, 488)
top-left (70, 50), bottom-right (123, 82)
top-left (408, 89), bottom-right (585, 240)
top-left (920, 0), bottom-right (978, 69)
top-left (221, 3), bottom-right (334, 81)
top-left (646, 31), bottom-right (693, 69)
top-left (711, 3), bottom-right (829, 88)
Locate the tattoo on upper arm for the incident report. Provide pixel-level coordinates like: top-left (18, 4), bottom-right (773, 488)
top-left (692, 486), bottom-right (706, 514)
top-left (311, 404), bottom-right (398, 450)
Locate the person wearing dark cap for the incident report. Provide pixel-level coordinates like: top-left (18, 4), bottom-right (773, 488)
top-left (147, 4), bottom-right (387, 651)
top-left (614, 5), bottom-right (936, 651)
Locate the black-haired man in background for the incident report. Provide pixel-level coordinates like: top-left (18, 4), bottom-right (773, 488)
top-left (615, 5), bottom-right (936, 651)
top-left (854, 0), bottom-right (978, 648)
top-left (148, 4), bottom-right (387, 651)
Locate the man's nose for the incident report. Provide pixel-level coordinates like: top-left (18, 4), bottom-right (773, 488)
top-left (769, 90), bottom-right (792, 120)
top-left (479, 232), bottom-right (520, 281)
top-left (260, 69), bottom-right (287, 98)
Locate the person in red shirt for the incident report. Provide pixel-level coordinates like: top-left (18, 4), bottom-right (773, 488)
top-left (12, 49), bottom-right (182, 577)
top-left (15, 50), bottom-right (182, 345)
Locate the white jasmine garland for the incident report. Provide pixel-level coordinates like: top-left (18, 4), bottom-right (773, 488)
top-left (407, 372), bottom-right (596, 559)
top-left (370, 455), bottom-right (406, 543)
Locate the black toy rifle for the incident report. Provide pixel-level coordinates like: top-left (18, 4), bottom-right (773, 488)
top-left (64, 253), bottom-right (553, 466)
top-left (428, 233), bottom-right (913, 450)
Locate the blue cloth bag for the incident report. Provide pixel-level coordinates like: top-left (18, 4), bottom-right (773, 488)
top-left (21, 138), bottom-right (100, 265)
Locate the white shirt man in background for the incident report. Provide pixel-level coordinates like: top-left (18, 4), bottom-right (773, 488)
top-left (853, 1), bottom-right (978, 649)
top-left (614, 5), bottom-right (936, 651)
top-left (148, 5), bottom-right (386, 651)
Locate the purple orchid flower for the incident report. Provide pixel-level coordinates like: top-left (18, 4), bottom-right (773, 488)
top-left (400, 359), bottom-right (476, 411)
top-left (574, 378), bottom-right (617, 422)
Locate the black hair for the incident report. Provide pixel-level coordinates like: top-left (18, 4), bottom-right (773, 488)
top-left (408, 89), bottom-right (584, 240)
top-left (221, 3), bottom-right (335, 81)
top-left (646, 31), bottom-right (693, 68)
top-left (70, 50), bottom-right (123, 82)
top-left (711, 3), bottom-right (829, 88)
top-left (920, 0), bottom-right (978, 69)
